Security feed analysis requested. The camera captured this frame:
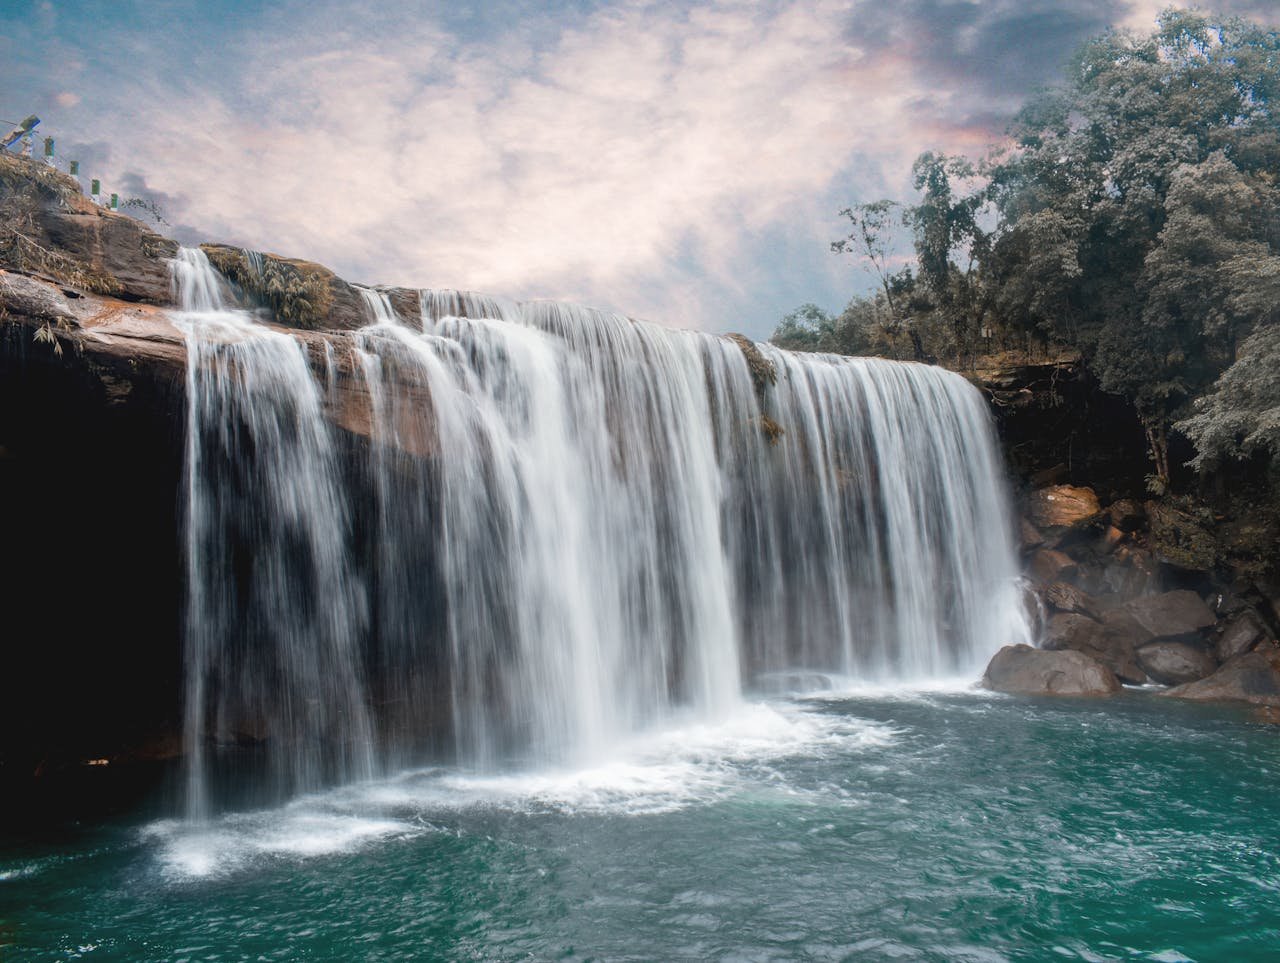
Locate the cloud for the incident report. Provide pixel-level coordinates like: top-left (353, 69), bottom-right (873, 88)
top-left (72, 0), bottom-right (916, 330)
top-left (54, 91), bottom-right (80, 108)
top-left (1119, 0), bottom-right (1280, 31)
top-left (44, 0), bottom-right (1280, 337)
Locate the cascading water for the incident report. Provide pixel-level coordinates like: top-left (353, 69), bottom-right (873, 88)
top-left (173, 249), bottom-right (374, 817)
top-left (172, 251), bottom-right (1029, 815)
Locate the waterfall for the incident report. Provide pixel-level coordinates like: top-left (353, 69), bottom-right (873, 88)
top-left (174, 249), bottom-right (374, 817)
top-left (172, 250), bottom-right (1029, 813)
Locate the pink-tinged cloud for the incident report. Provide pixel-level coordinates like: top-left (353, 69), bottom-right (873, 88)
top-left (66, 0), bottom-right (1020, 331)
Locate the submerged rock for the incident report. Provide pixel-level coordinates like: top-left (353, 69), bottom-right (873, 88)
top-left (1163, 648), bottom-right (1280, 707)
top-left (982, 644), bottom-right (1121, 696)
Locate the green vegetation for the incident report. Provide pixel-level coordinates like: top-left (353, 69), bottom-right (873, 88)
top-left (202, 244), bottom-right (334, 330)
top-left (774, 10), bottom-right (1280, 493)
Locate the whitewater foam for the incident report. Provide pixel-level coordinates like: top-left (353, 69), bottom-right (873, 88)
top-left (146, 699), bottom-right (897, 879)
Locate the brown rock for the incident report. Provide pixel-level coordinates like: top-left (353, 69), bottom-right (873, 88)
top-left (1045, 581), bottom-right (1103, 620)
top-left (1097, 610), bottom-right (1153, 684)
top-left (1104, 544), bottom-right (1160, 598)
top-left (1043, 610), bottom-right (1148, 685)
top-left (1108, 499), bottom-right (1146, 532)
top-left (1020, 517), bottom-right (1045, 551)
top-left (1215, 610), bottom-right (1271, 662)
top-left (1029, 548), bottom-right (1077, 584)
top-left (982, 644), bottom-right (1121, 696)
top-left (0, 270), bottom-right (76, 321)
top-left (1146, 499), bottom-right (1217, 571)
top-left (385, 287), bottom-right (423, 325)
top-left (1136, 641), bottom-right (1218, 686)
top-left (1101, 525), bottom-right (1127, 552)
top-left (1042, 612), bottom-right (1102, 650)
top-left (1026, 485), bottom-right (1102, 530)
top-left (1163, 648), bottom-right (1280, 707)
top-left (1253, 706), bottom-right (1280, 725)
top-left (42, 211), bottom-right (178, 302)
top-left (1124, 590), bottom-right (1216, 639)
top-left (1029, 463), bottom-right (1069, 488)
top-left (201, 243), bottom-right (371, 331)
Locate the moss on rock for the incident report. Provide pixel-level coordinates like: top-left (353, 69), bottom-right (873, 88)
top-left (202, 244), bottom-right (335, 330)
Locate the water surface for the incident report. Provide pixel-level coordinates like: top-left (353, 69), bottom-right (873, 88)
top-left (4, 687), bottom-right (1276, 961)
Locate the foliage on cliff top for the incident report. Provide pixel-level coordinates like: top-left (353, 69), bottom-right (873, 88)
top-left (0, 231), bottom-right (123, 296)
top-left (775, 8), bottom-right (1280, 487)
top-left (0, 152), bottom-right (86, 210)
top-left (202, 244), bottom-right (334, 330)
top-left (727, 333), bottom-right (776, 394)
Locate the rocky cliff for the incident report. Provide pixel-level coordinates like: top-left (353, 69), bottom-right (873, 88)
top-left (975, 359), bottom-right (1280, 710)
top-left (2, 152), bottom-right (1276, 819)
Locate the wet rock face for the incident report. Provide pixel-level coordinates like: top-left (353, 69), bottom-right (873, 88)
top-left (982, 644), bottom-right (1121, 696)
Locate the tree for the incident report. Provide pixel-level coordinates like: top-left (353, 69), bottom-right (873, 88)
top-left (1177, 325), bottom-right (1280, 473)
top-left (830, 201), bottom-right (927, 360)
top-left (771, 303), bottom-right (838, 353)
top-left (980, 10), bottom-right (1280, 485)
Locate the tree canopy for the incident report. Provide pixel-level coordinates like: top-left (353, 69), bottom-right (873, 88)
top-left (774, 9), bottom-right (1280, 485)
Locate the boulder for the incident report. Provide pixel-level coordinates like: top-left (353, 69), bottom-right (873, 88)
top-left (1026, 485), bottom-right (1102, 530)
top-left (1124, 590), bottom-right (1216, 640)
top-left (1045, 581), bottom-right (1104, 620)
top-left (41, 211), bottom-right (177, 302)
top-left (1043, 610), bottom-right (1148, 685)
top-left (1101, 524), bottom-right (1127, 552)
top-left (1256, 580), bottom-right (1280, 626)
top-left (1103, 544), bottom-right (1160, 598)
top-left (1029, 463), bottom-right (1069, 488)
top-left (1146, 499), bottom-right (1217, 571)
top-left (1215, 610), bottom-right (1271, 662)
top-left (1019, 517), bottom-right (1045, 551)
top-left (1163, 648), bottom-right (1280, 707)
top-left (1097, 610), bottom-right (1155, 684)
top-left (1136, 641), bottom-right (1217, 686)
top-left (1108, 498), bottom-right (1146, 532)
top-left (1043, 612), bottom-right (1102, 650)
top-left (1029, 548), bottom-right (1077, 584)
top-left (982, 644), bottom-right (1121, 696)
top-left (0, 270), bottom-right (76, 321)
top-left (201, 243), bottom-right (372, 331)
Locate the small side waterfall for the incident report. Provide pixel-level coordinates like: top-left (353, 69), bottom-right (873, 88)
top-left (174, 250), bottom-right (374, 816)
top-left (172, 252), bottom-right (1029, 814)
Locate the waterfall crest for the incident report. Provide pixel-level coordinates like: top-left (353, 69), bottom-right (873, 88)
top-left (172, 251), bottom-right (1029, 812)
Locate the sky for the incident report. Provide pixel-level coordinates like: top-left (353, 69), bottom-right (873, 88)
top-left (4, 0), bottom-right (1279, 339)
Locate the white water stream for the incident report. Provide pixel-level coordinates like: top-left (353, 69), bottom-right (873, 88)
top-left (171, 250), bottom-right (1029, 815)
